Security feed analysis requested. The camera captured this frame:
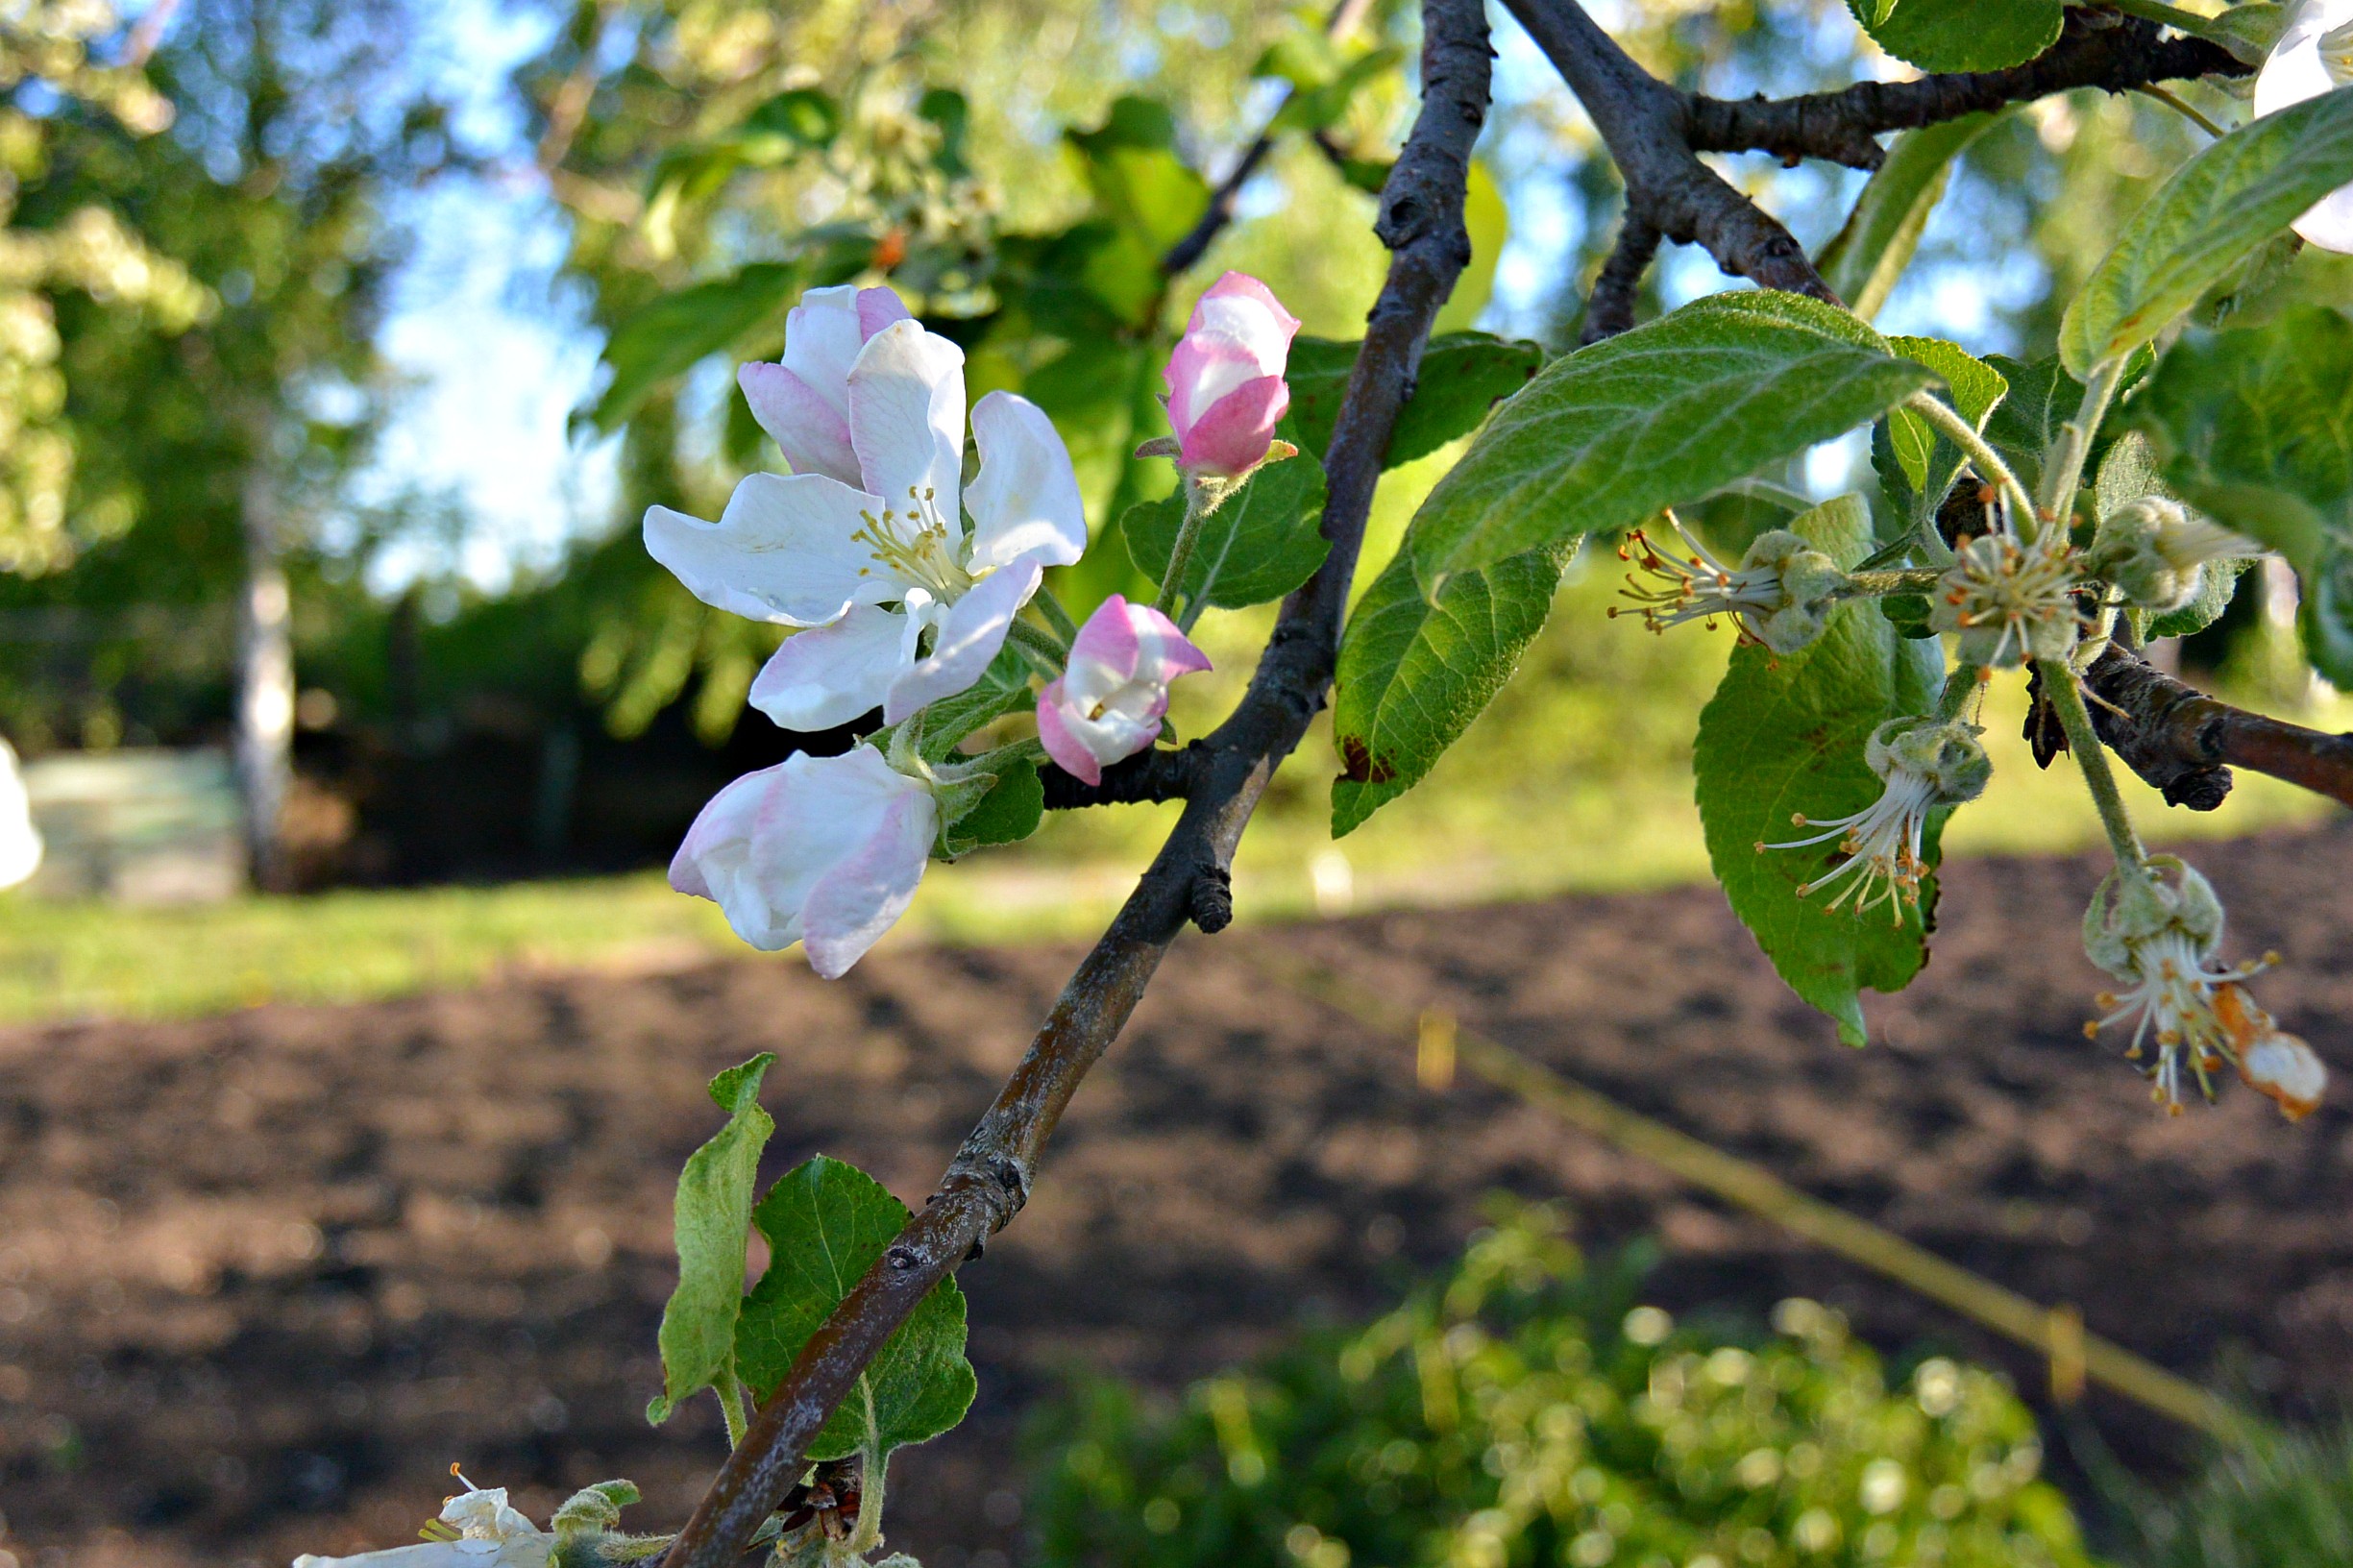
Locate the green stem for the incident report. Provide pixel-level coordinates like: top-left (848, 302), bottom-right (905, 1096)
top-left (2094, 0), bottom-right (2233, 43)
top-left (1004, 617), bottom-right (1069, 676)
top-left (845, 1383), bottom-right (888, 1558)
top-left (1900, 390), bottom-right (2036, 527)
top-left (1032, 584), bottom-right (1081, 644)
top-left (1934, 665), bottom-right (1981, 723)
top-left (2134, 84), bottom-right (2227, 139)
top-left (713, 1365), bottom-right (751, 1451)
top-left (1842, 568), bottom-right (1947, 598)
top-left (1153, 474), bottom-right (1225, 619)
top-left (2034, 355), bottom-right (2126, 543)
top-left (2036, 656), bottom-right (2147, 870)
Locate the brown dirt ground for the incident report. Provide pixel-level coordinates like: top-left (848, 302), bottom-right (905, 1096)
top-left (4, 824), bottom-right (2352, 1567)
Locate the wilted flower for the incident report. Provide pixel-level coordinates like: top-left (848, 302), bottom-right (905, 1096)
top-left (294, 1478), bottom-right (551, 1568)
top-left (2082, 857), bottom-right (2288, 1114)
top-left (2255, 0), bottom-right (2353, 253)
top-left (2089, 497), bottom-right (2259, 614)
top-left (1160, 272), bottom-right (1301, 479)
top-left (1611, 515), bottom-right (1847, 654)
top-left (671, 747), bottom-right (935, 978)
top-left (1930, 529), bottom-right (2083, 668)
top-left (2227, 987), bottom-right (2329, 1120)
top-left (1037, 594), bottom-right (1212, 786)
top-left (650, 285), bottom-right (1087, 731)
top-left (1763, 718), bottom-right (1990, 922)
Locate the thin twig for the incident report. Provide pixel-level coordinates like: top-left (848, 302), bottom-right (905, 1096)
top-left (1580, 213), bottom-right (1661, 344)
top-left (654, 4), bottom-right (1493, 1561)
top-left (2084, 643), bottom-right (2353, 811)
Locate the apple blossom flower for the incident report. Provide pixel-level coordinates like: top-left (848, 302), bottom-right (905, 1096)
top-left (1160, 271), bottom-right (1301, 478)
top-left (670, 746), bottom-right (936, 978)
top-left (293, 1479), bottom-right (551, 1568)
top-left (1930, 529), bottom-right (2084, 669)
top-left (1036, 594), bottom-right (1212, 785)
top-left (1610, 514), bottom-right (1847, 654)
top-left (2255, 0), bottom-right (2353, 253)
top-left (0, 738), bottom-right (40, 890)
top-left (2081, 857), bottom-right (2286, 1114)
top-left (646, 285), bottom-right (1086, 733)
top-left (2089, 497), bottom-right (2260, 614)
top-left (1763, 718), bottom-right (1990, 922)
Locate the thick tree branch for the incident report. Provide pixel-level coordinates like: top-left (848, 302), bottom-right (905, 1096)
top-left (1502, 0), bottom-right (1833, 305)
top-left (1688, 11), bottom-right (2248, 172)
top-left (2083, 643), bottom-right (2353, 812)
top-left (1040, 744), bottom-right (1207, 810)
top-left (655, 4), bottom-right (1492, 1562)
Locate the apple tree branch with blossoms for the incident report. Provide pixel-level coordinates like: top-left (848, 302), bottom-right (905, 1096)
top-left (302, 0), bottom-right (2353, 1563)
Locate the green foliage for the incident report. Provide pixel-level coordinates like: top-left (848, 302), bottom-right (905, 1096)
top-left (1693, 497), bottom-right (1945, 1047)
top-left (649, 1053), bottom-right (777, 1425)
top-left (587, 261), bottom-right (807, 435)
top-left (1845, 0), bottom-right (2062, 73)
top-left (1403, 292), bottom-right (1933, 583)
top-left (2060, 89), bottom-right (2353, 377)
top-left (2110, 1425), bottom-right (2353, 1567)
top-left (1123, 450), bottom-right (1330, 610)
top-left (1330, 542), bottom-right (1569, 837)
top-left (1026, 1203), bottom-right (2092, 1568)
top-left (1282, 332), bottom-right (1543, 469)
top-left (735, 1155), bottom-right (978, 1460)
top-left (1818, 115), bottom-right (2004, 322)
top-left (915, 644), bottom-right (1039, 763)
top-left (1878, 335), bottom-right (2009, 536)
top-left (939, 757), bottom-right (1047, 859)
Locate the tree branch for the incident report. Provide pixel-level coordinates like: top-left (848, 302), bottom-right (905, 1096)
top-left (1039, 744), bottom-right (1208, 810)
top-left (1687, 11), bottom-right (2248, 172)
top-left (654, 3), bottom-right (1492, 1561)
top-left (1501, 0), bottom-right (1834, 306)
top-left (1580, 211), bottom-right (1660, 345)
top-left (2082, 643), bottom-right (2353, 812)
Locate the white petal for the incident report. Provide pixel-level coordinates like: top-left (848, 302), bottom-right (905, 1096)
top-left (0, 739), bottom-right (40, 890)
top-left (748, 604), bottom-right (917, 731)
top-left (293, 1544), bottom-right (546, 1568)
top-left (670, 764), bottom-right (799, 948)
top-left (884, 559), bottom-right (1040, 723)
top-left (798, 786), bottom-right (935, 977)
top-left (778, 284), bottom-right (866, 421)
top-left (965, 392), bottom-right (1088, 571)
top-left (644, 473), bottom-right (900, 627)
top-left (848, 320), bottom-right (966, 527)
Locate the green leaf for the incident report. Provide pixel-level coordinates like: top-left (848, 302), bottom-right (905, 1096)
top-left (1846, 0), bottom-right (2061, 71)
top-left (590, 262), bottom-right (803, 434)
top-left (1980, 349), bottom-right (2149, 503)
top-left (2302, 547), bottom-right (2353, 685)
top-left (1432, 159), bottom-right (1508, 335)
top-left (1693, 496), bottom-right (1945, 1047)
top-left (1122, 449), bottom-right (1330, 609)
top-left (2060, 88), bottom-right (2353, 377)
top-left (1270, 46), bottom-right (1405, 135)
top-left (2203, 2), bottom-right (2290, 66)
top-left (1818, 114), bottom-right (2003, 321)
top-left (734, 1157), bottom-right (978, 1460)
top-left (1067, 97), bottom-right (1211, 255)
top-left (2128, 308), bottom-right (2353, 572)
top-left (1405, 291), bottom-right (1934, 584)
top-left (742, 88), bottom-right (842, 149)
top-left (1331, 542), bottom-right (1569, 836)
top-left (919, 87), bottom-right (972, 177)
top-left (2146, 556), bottom-right (2249, 641)
top-left (1284, 332), bottom-right (1543, 468)
top-left (1880, 336), bottom-right (2008, 528)
top-left (915, 644), bottom-right (1035, 764)
top-left (648, 1053), bottom-right (777, 1425)
top-left (938, 757), bottom-right (1045, 858)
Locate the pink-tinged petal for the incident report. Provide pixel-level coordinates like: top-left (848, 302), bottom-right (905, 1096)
top-left (1162, 329), bottom-right (1267, 438)
top-left (738, 363), bottom-right (861, 485)
top-left (1126, 602), bottom-right (1212, 682)
top-left (1036, 679), bottom-right (1102, 785)
top-left (857, 286), bottom-right (913, 339)
top-left (669, 763), bottom-right (800, 947)
top-left (748, 604), bottom-right (915, 731)
top-left (669, 764), bottom-right (781, 901)
top-left (848, 319), bottom-right (966, 523)
top-left (1190, 271), bottom-right (1303, 353)
top-left (882, 558), bottom-right (1041, 723)
top-left (644, 472), bottom-right (895, 627)
top-left (966, 391), bottom-right (1088, 570)
top-left (798, 788), bottom-right (935, 977)
top-left (1069, 593), bottom-right (1144, 686)
top-left (1178, 375), bottom-right (1289, 478)
top-left (777, 285), bottom-right (865, 417)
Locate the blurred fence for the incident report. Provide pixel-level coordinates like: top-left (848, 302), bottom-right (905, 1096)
top-left (22, 747), bottom-right (243, 903)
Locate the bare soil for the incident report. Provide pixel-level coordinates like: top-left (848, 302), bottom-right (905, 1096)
top-left (4, 826), bottom-right (2352, 1567)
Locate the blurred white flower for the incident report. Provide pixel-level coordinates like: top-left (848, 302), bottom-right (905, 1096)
top-left (0, 739), bottom-right (40, 890)
top-left (2254, 0), bottom-right (2353, 252)
top-left (292, 1481), bottom-right (551, 1568)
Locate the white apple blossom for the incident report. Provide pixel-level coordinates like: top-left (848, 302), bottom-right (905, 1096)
top-left (1764, 718), bottom-right (1990, 922)
top-left (1037, 594), bottom-right (1212, 785)
top-left (0, 737), bottom-right (40, 889)
top-left (670, 746), bottom-right (935, 977)
top-left (1610, 514), bottom-right (1847, 654)
top-left (647, 285), bottom-right (1087, 734)
top-left (293, 1481), bottom-right (551, 1568)
top-left (2255, 0), bottom-right (2353, 253)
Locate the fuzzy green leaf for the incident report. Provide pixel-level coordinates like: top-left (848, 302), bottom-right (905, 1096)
top-left (1694, 496), bottom-right (1945, 1047)
top-left (1404, 292), bottom-right (1933, 584)
top-left (2060, 88), bottom-right (2353, 377)
top-left (1818, 114), bottom-right (2002, 320)
top-left (939, 757), bottom-right (1044, 858)
top-left (1331, 542), bottom-right (1569, 836)
top-left (734, 1156), bottom-right (976, 1460)
top-left (916, 645), bottom-right (1036, 765)
top-left (1846, 0), bottom-right (2061, 71)
top-left (1284, 333), bottom-right (1544, 468)
top-left (648, 1053), bottom-right (777, 1425)
top-left (1123, 448), bottom-right (1330, 609)
top-left (1880, 336), bottom-right (2008, 532)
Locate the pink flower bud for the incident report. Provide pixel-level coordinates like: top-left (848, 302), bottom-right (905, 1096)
top-left (1161, 272), bottom-right (1301, 478)
top-left (1037, 595), bottom-right (1213, 786)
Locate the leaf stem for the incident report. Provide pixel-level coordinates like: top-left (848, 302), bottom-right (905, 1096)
top-left (2034, 355), bottom-right (2126, 543)
top-left (2037, 655), bottom-right (2148, 870)
top-left (844, 1383), bottom-right (888, 1558)
top-left (714, 1365), bottom-right (751, 1450)
top-left (1900, 389), bottom-right (2035, 527)
top-left (1153, 473), bottom-right (1229, 619)
top-left (2133, 83), bottom-right (2227, 138)
top-left (2094, 0), bottom-right (2233, 44)
top-left (1934, 664), bottom-right (1982, 723)
top-left (1031, 585), bottom-right (1081, 643)
top-left (1842, 568), bottom-right (1947, 598)
top-left (1003, 618), bottom-right (1069, 678)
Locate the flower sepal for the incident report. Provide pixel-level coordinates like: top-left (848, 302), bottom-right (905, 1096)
top-left (2088, 497), bottom-right (2259, 614)
top-left (1613, 518), bottom-right (1850, 654)
top-left (895, 725), bottom-right (1047, 861)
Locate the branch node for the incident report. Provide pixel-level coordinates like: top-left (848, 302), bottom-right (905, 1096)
top-left (1188, 864), bottom-right (1235, 933)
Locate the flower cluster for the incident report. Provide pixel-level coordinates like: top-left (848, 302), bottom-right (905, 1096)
top-left (1929, 529), bottom-right (2084, 669)
top-left (1763, 718), bottom-right (1990, 922)
top-left (2256, 0), bottom-right (2353, 254)
top-left (2081, 857), bottom-right (2322, 1116)
top-left (649, 279), bottom-right (1258, 975)
top-left (2088, 496), bottom-right (2259, 615)
top-left (1611, 515), bottom-right (1847, 655)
